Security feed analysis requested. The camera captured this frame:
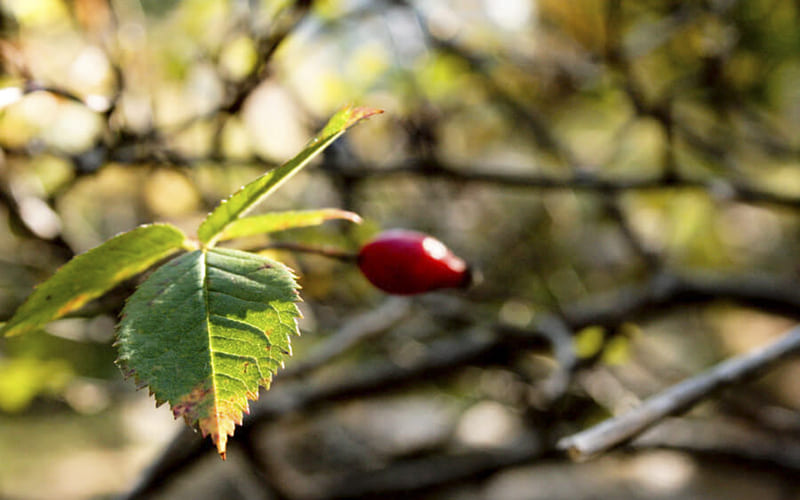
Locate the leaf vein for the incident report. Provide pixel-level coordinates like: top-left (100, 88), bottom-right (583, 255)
top-left (209, 314), bottom-right (264, 336)
top-left (207, 265), bottom-right (274, 289)
top-left (208, 289), bottom-right (268, 307)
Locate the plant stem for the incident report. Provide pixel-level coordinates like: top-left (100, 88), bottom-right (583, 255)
top-left (557, 324), bottom-right (800, 460)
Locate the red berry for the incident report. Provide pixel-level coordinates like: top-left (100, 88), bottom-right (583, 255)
top-left (357, 229), bottom-right (472, 295)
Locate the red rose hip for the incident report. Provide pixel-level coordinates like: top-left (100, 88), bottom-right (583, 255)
top-left (357, 229), bottom-right (472, 295)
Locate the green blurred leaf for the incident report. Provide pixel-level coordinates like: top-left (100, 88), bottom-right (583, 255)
top-left (574, 325), bottom-right (606, 358)
top-left (416, 52), bottom-right (472, 102)
top-left (116, 247), bottom-right (300, 458)
top-left (219, 35), bottom-right (259, 81)
top-left (5, 329), bottom-right (119, 379)
top-left (218, 209), bottom-right (361, 241)
top-left (197, 106), bottom-right (382, 246)
top-left (601, 335), bottom-right (631, 365)
top-left (0, 358), bottom-right (73, 413)
top-left (2, 224), bottom-right (188, 337)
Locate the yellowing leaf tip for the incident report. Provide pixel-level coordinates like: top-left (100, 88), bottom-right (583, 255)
top-left (344, 106), bottom-right (384, 126)
top-left (329, 209), bottom-right (363, 224)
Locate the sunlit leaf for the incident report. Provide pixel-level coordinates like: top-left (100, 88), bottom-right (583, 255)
top-left (116, 247), bottom-right (301, 458)
top-left (0, 358), bottom-right (73, 412)
top-left (218, 209), bottom-right (362, 241)
top-left (197, 106), bottom-right (382, 246)
top-left (2, 224), bottom-right (189, 337)
top-left (5, 328), bottom-right (119, 379)
top-left (574, 325), bottom-right (606, 358)
top-left (601, 335), bottom-right (631, 365)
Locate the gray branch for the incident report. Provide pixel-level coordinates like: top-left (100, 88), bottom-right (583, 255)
top-left (558, 324), bottom-right (800, 460)
top-left (279, 297), bottom-right (411, 380)
top-left (120, 271), bottom-right (800, 499)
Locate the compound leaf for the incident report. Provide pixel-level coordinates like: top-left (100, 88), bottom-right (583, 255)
top-left (116, 247), bottom-right (300, 458)
top-left (2, 224), bottom-right (188, 337)
top-left (197, 106), bottom-right (382, 246)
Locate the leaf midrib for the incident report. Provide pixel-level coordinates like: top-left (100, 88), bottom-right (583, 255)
top-left (201, 249), bottom-right (222, 437)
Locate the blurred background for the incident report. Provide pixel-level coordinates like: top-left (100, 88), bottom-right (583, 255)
top-left (3, 0), bottom-right (800, 498)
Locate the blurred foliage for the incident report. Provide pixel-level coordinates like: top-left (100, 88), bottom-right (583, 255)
top-left (0, 357), bottom-right (73, 412)
top-left (3, 0), bottom-right (800, 498)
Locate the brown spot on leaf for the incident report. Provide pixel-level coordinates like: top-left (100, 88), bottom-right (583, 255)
top-left (171, 383), bottom-right (212, 422)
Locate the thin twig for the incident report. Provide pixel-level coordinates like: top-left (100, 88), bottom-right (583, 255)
top-left (234, 433), bottom-right (291, 500)
top-left (6, 134), bottom-right (800, 212)
top-left (118, 328), bottom-right (502, 500)
top-left (322, 158), bottom-right (800, 211)
top-left (534, 315), bottom-right (578, 402)
top-left (279, 297), bottom-right (412, 380)
top-left (600, 197), bottom-right (662, 271)
top-left (557, 324), bottom-right (800, 460)
top-left (119, 270), bottom-right (800, 499)
top-left (314, 436), bottom-right (553, 500)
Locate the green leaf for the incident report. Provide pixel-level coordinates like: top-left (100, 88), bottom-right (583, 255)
top-left (197, 106), bottom-right (382, 247)
top-left (601, 335), bottom-right (631, 365)
top-left (0, 358), bottom-right (74, 412)
top-left (6, 329), bottom-right (120, 379)
top-left (217, 208), bottom-right (362, 241)
top-left (116, 247), bottom-right (301, 458)
top-left (573, 326), bottom-right (606, 358)
top-left (2, 224), bottom-right (188, 337)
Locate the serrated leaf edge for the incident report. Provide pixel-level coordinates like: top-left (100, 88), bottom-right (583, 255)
top-left (197, 105), bottom-right (382, 247)
top-left (114, 248), bottom-right (302, 459)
